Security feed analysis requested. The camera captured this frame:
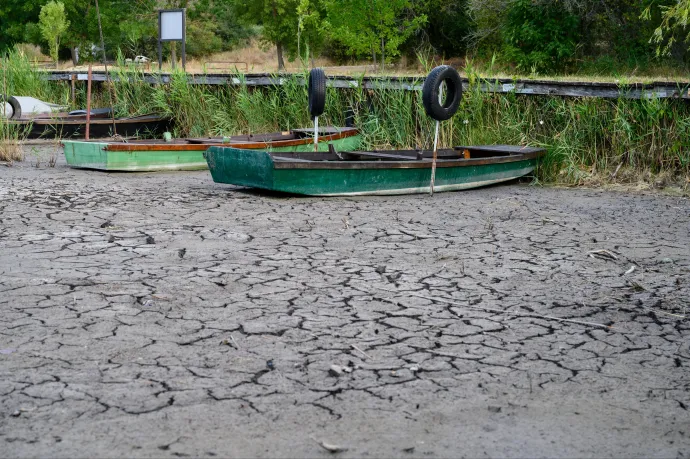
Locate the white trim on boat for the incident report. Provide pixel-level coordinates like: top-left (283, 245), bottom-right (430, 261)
top-left (302, 169), bottom-right (535, 196)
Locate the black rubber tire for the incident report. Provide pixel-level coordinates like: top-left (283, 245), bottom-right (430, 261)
top-left (422, 65), bottom-right (462, 121)
top-left (308, 68), bottom-right (326, 119)
top-left (1, 95), bottom-right (21, 119)
top-left (7, 96), bottom-right (21, 120)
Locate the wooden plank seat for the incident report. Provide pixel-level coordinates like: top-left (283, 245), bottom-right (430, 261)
top-left (343, 151), bottom-right (421, 161)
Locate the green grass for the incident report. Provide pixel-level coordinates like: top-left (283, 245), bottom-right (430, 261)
top-left (462, 53), bottom-right (690, 83)
top-left (0, 120), bottom-right (27, 162)
top-left (0, 49), bottom-right (69, 103)
top-left (0, 50), bottom-right (42, 161)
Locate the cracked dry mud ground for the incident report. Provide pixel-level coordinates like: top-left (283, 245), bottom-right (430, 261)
top-left (1, 153), bottom-right (689, 458)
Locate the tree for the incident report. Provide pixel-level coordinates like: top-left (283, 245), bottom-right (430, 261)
top-left (327, 0), bottom-right (427, 70)
top-left (0, 0), bottom-right (47, 53)
top-left (38, 1), bottom-right (70, 68)
top-left (230, 0), bottom-right (301, 70)
top-left (297, 0), bottom-right (328, 64)
top-left (644, 0), bottom-right (690, 55)
top-left (464, 0), bottom-right (671, 71)
top-left (187, 0), bottom-right (255, 57)
top-left (421, 0), bottom-right (473, 57)
top-left (1, 0), bottom-right (252, 65)
top-left (501, 0), bottom-right (580, 73)
top-left (0, 0), bottom-right (145, 63)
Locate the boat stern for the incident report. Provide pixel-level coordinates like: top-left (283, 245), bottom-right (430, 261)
top-left (62, 140), bottom-right (109, 169)
top-left (206, 147), bottom-right (276, 189)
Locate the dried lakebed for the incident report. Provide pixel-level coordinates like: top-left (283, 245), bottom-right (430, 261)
top-left (1, 154), bottom-right (689, 458)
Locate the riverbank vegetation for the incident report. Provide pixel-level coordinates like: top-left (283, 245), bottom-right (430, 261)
top-left (0, 52), bottom-right (688, 190)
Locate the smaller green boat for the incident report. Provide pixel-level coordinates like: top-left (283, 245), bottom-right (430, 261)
top-left (62, 127), bottom-right (361, 171)
top-left (205, 145), bottom-right (545, 196)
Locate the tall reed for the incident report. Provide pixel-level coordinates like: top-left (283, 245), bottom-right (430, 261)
top-left (0, 48), bottom-right (68, 103)
top-left (0, 51), bottom-right (29, 161)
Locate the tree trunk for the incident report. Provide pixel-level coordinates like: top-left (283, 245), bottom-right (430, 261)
top-left (71, 47), bottom-right (79, 66)
top-left (372, 46), bottom-right (377, 71)
top-left (53, 39), bottom-right (59, 69)
top-left (380, 37), bottom-right (385, 73)
top-left (276, 42), bottom-right (285, 70)
top-left (272, 0), bottom-right (285, 70)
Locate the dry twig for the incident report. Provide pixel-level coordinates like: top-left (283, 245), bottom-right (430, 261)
top-left (588, 249), bottom-right (619, 261)
top-left (351, 344), bottom-right (372, 359)
top-left (315, 439), bottom-right (348, 454)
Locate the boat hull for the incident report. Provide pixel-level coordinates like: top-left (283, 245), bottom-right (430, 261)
top-left (10, 114), bottom-right (172, 139)
top-left (205, 147), bottom-right (541, 196)
top-left (63, 141), bottom-right (209, 171)
top-left (63, 131), bottom-right (362, 171)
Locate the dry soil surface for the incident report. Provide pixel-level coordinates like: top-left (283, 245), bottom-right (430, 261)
top-left (1, 154), bottom-right (689, 458)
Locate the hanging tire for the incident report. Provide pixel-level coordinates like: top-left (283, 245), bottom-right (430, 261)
top-left (308, 68), bottom-right (326, 119)
top-left (422, 65), bottom-right (462, 121)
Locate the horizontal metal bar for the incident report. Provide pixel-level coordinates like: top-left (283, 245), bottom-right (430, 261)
top-left (44, 71), bottom-right (690, 99)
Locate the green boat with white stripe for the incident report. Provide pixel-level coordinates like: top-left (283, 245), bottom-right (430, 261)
top-left (62, 127), bottom-right (361, 171)
top-left (205, 145), bottom-right (544, 196)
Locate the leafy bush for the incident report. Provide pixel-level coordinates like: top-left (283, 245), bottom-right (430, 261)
top-left (501, 0), bottom-right (580, 73)
top-left (423, 0), bottom-right (473, 57)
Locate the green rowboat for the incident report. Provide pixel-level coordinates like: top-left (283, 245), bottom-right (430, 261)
top-left (205, 145), bottom-right (545, 196)
top-left (62, 127), bottom-right (361, 171)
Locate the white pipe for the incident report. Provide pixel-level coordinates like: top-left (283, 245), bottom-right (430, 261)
top-left (430, 120), bottom-right (440, 195)
top-left (314, 116), bottom-right (319, 152)
top-left (1, 102), bottom-right (13, 119)
top-left (9, 96), bottom-right (66, 118)
top-left (429, 82), bottom-right (445, 196)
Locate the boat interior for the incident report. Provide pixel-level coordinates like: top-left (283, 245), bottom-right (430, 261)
top-left (187, 126), bottom-right (356, 144)
top-left (57, 126), bottom-right (356, 145)
top-left (268, 145), bottom-right (544, 162)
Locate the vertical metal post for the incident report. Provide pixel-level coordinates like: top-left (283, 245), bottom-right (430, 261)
top-left (181, 10), bottom-right (186, 71)
top-left (158, 11), bottom-right (163, 71)
top-left (430, 120), bottom-right (440, 195)
top-left (158, 42), bottom-right (163, 71)
top-left (429, 82), bottom-right (444, 195)
top-left (70, 74), bottom-right (76, 106)
top-left (85, 64), bottom-right (92, 140)
top-left (314, 116), bottom-right (319, 152)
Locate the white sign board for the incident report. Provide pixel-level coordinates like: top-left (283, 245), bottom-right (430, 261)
top-left (160, 11), bottom-right (184, 41)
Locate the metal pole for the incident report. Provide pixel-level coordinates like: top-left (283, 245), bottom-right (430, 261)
top-left (70, 74), bottom-right (76, 106)
top-left (158, 11), bottom-right (163, 71)
top-left (314, 116), bottom-right (319, 152)
top-left (94, 0), bottom-right (118, 137)
top-left (85, 64), bottom-right (92, 140)
top-left (171, 43), bottom-right (176, 70)
top-left (182, 10), bottom-right (186, 71)
top-left (429, 82), bottom-right (445, 195)
top-left (430, 120), bottom-right (439, 195)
